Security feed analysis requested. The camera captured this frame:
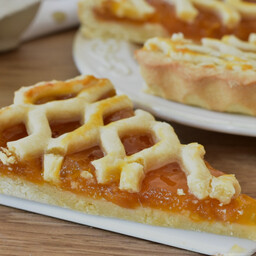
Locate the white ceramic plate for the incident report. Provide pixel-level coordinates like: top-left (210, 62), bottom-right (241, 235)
top-left (1, 194), bottom-right (256, 256)
top-left (73, 30), bottom-right (256, 137)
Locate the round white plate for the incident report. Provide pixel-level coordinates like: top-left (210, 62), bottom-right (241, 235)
top-left (73, 30), bottom-right (256, 137)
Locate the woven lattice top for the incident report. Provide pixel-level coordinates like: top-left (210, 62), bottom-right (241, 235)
top-left (99, 0), bottom-right (256, 28)
top-left (143, 33), bottom-right (256, 72)
top-left (0, 75), bottom-right (240, 204)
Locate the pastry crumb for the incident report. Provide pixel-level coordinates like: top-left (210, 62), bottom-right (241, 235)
top-left (219, 209), bottom-right (227, 214)
top-left (80, 171), bottom-right (93, 180)
top-left (238, 210), bottom-right (244, 215)
top-left (229, 244), bottom-right (246, 253)
top-left (177, 188), bottom-right (185, 196)
top-left (71, 181), bottom-right (79, 190)
top-left (0, 147), bottom-right (17, 165)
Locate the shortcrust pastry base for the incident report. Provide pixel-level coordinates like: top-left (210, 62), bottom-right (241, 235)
top-left (1, 175), bottom-right (255, 241)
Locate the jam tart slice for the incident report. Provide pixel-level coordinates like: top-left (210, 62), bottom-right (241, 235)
top-left (135, 33), bottom-right (256, 116)
top-left (0, 75), bottom-right (255, 241)
top-left (78, 0), bottom-right (256, 43)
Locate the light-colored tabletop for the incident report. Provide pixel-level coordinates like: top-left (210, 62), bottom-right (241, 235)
top-left (0, 29), bottom-right (255, 256)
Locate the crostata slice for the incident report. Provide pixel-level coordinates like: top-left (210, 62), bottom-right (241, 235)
top-left (135, 33), bottom-right (256, 116)
top-left (0, 76), bottom-right (255, 241)
top-left (78, 0), bottom-right (256, 43)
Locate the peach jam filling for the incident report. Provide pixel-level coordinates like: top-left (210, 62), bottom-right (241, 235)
top-left (35, 93), bottom-right (77, 105)
top-left (50, 119), bottom-right (81, 138)
top-left (95, 0), bottom-right (256, 41)
top-left (0, 112), bottom-right (255, 225)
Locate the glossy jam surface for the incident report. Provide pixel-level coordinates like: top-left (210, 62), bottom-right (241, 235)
top-left (0, 123), bottom-right (28, 147)
top-left (35, 93), bottom-right (77, 105)
top-left (50, 120), bottom-right (81, 138)
top-left (104, 108), bottom-right (134, 125)
top-left (95, 0), bottom-right (256, 41)
top-left (121, 133), bottom-right (154, 156)
top-left (0, 112), bottom-right (256, 226)
top-left (0, 123), bottom-right (42, 183)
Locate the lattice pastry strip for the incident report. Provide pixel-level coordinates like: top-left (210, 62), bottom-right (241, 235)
top-left (226, 0), bottom-right (256, 18)
top-left (167, 0), bottom-right (241, 28)
top-left (103, 0), bottom-right (155, 20)
top-left (0, 76), bottom-right (240, 204)
top-left (168, 0), bottom-right (198, 23)
top-left (221, 34), bottom-right (256, 53)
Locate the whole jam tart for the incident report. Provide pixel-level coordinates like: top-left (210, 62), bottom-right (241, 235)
top-left (78, 0), bottom-right (256, 43)
top-left (0, 76), bottom-right (255, 241)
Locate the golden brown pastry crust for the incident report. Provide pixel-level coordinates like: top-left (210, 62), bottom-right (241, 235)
top-left (1, 174), bottom-right (255, 241)
top-left (135, 38), bottom-right (256, 116)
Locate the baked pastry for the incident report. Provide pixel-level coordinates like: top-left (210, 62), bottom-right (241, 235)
top-left (135, 33), bottom-right (256, 116)
top-left (0, 75), bottom-right (255, 241)
top-left (78, 0), bottom-right (256, 43)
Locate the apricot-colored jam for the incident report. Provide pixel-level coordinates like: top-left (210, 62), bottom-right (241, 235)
top-left (35, 93), bottom-right (77, 105)
top-left (121, 133), bottom-right (154, 156)
top-left (0, 123), bottom-right (28, 147)
top-left (50, 120), bottom-right (81, 138)
top-left (95, 0), bottom-right (256, 41)
top-left (0, 112), bottom-right (256, 226)
top-left (104, 108), bottom-right (134, 125)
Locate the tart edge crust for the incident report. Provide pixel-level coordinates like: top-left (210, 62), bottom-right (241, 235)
top-left (135, 50), bottom-right (256, 116)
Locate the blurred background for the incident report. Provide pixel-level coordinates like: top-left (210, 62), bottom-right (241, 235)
top-left (0, 0), bottom-right (80, 52)
top-left (0, 0), bottom-right (81, 107)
